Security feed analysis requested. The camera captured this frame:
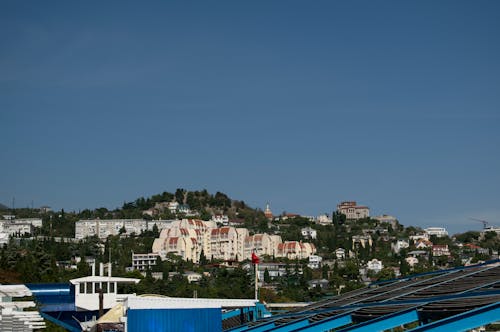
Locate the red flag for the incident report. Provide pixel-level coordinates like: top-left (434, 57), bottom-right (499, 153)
top-left (251, 252), bottom-right (260, 264)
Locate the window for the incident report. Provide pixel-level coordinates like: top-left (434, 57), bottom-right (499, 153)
top-left (86, 282), bottom-right (92, 294)
top-left (102, 282), bottom-right (108, 293)
top-left (110, 282), bottom-right (115, 293)
top-left (79, 283), bottom-right (84, 294)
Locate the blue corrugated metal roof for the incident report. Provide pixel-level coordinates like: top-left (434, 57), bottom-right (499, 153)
top-left (128, 308), bottom-right (222, 332)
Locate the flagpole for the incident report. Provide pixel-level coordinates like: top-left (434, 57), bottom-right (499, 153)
top-left (255, 262), bottom-right (258, 300)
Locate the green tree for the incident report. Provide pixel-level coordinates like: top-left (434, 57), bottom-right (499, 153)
top-left (264, 268), bottom-right (271, 283)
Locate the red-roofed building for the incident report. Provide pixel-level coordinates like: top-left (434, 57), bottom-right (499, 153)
top-left (276, 241), bottom-right (316, 260)
top-left (244, 233), bottom-right (282, 259)
top-left (432, 244), bottom-right (450, 257)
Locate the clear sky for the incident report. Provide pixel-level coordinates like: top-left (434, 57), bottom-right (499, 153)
top-left (1, 1), bottom-right (499, 234)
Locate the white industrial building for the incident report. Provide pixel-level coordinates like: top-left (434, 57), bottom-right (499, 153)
top-left (0, 284), bottom-right (45, 331)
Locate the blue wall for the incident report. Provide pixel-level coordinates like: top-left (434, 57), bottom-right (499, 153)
top-left (127, 308), bottom-right (222, 332)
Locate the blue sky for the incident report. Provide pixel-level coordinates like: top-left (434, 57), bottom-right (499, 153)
top-left (1, 1), bottom-right (499, 234)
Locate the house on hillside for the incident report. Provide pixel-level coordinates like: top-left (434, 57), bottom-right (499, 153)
top-left (308, 255), bottom-right (322, 269)
top-left (335, 248), bottom-right (346, 260)
top-left (301, 227), bottom-right (317, 240)
top-left (392, 240), bottom-right (409, 253)
top-left (366, 259), bottom-right (383, 274)
top-left (415, 239), bottom-right (433, 249)
top-left (432, 244), bottom-right (451, 256)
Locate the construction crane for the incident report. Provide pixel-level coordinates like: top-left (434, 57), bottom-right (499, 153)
top-left (470, 218), bottom-right (489, 229)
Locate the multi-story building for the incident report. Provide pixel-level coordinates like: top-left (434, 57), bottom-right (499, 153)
top-left (75, 219), bottom-right (173, 240)
top-left (0, 218), bottom-right (42, 237)
top-left (244, 233), bottom-right (282, 259)
top-left (0, 220), bottom-right (33, 236)
top-left (208, 227), bottom-right (242, 261)
top-left (131, 253), bottom-right (160, 271)
top-left (152, 226), bottom-right (203, 263)
top-left (150, 219), bottom-right (315, 263)
top-left (308, 255), bottom-right (323, 269)
top-left (432, 244), bottom-right (451, 256)
top-left (337, 201), bottom-right (370, 220)
top-left (276, 241), bottom-right (316, 260)
top-left (424, 227), bottom-right (448, 238)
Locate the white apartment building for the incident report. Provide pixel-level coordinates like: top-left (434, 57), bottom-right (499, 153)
top-left (152, 227), bottom-right (202, 263)
top-left (209, 227), bottom-right (241, 261)
top-left (0, 218), bottom-right (42, 237)
top-left (244, 233), bottom-right (282, 259)
top-left (132, 253), bottom-right (160, 271)
top-left (0, 220), bottom-right (33, 236)
top-left (337, 201), bottom-right (370, 220)
top-left (276, 241), bottom-right (316, 260)
top-left (75, 219), bottom-right (173, 240)
top-left (424, 227), bottom-right (448, 238)
top-left (151, 219), bottom-right (219, 263)
top-left (150, 219), bottom-right (315, 263)
top-left (12, 218), bottom-right (43, 228)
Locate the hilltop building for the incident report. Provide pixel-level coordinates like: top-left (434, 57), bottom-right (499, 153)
top-left (337, 201), bottom-right (370, 220)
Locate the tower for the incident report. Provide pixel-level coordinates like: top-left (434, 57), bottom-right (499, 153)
top-left (264, 202), bottom-right (273, 220)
